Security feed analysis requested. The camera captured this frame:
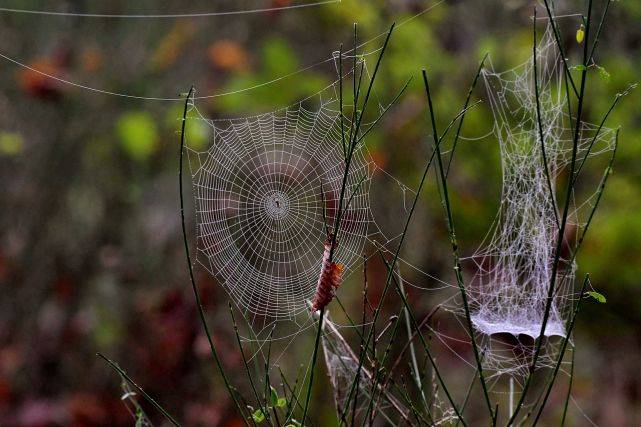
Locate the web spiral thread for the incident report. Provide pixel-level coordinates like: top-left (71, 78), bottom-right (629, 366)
top-left (187, 98), bottom-right (375, 320)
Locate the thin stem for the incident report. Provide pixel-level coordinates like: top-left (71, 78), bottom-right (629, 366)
top-left (362, 309), bottom-right (406, 425)
top-left (587, 0), bottom-right (613, 65)
top-left (454, 367), bottom-right (478, 427)
top-left (323, 25), bottom-right (396, 426)
top-left (321, 312), bottom-right (412, 424)
top-left (351, 23), bottom-right (397, 142)
top-left (347, 24), bottom-right (363, 147)
top-left (508, 1), bottom-right (593, 423)
top-left (355, 76), bottom-right (413, 146)
top-left (178, 87), bottom-right (246, 422)
top-left (339, 140), bottom-right (451, 425)
top-left (339, 44), bottom-right (346, 160)
top-left (509, 377), bottom-right (514, 419)
top-left (331, 23), bottom-right (395, 260)
top-left (422, 69), bottom-right (495, 421)
top-left (532, 275), bottom-right (591, 424)
top-left (229, 303), bottom-right (270, 423)
top-left (97, 353), bottom-right (180, 426)
top-left (264, 328), bottom-right (282, 427)
top-left (554, 130), bottom-right (619, 297)
top-left (351, 257), bottom-right (368, 424)
top-left (345, 78), bottom-right (488, 426)
top-left (573, 88), bottom-right (631, 183)
top-left (446, 53), bottom-right (489, 177)
top-left (533, 7), bottom-right (561, 230)
top-left (383, 306), bottom-right (440, 387)
top-left (399, 267), bottom-right (428, 409)
top-left (377, 250), bottom-right (465, 425)
top-left (560, 348), bottom-right (576, 427)
top-left (301, 308), bottom-right (325, 425)
top-left (282, 365), bottom-right (313, 426)
top-left (541, 1), bottom-right (579, 97)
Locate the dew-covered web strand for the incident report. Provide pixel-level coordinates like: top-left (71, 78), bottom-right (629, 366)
top-left (0, 0), bottom-right (340, 19)
top-left (183, 55), bottom-right (463, 324)
top-left (187, 93), bottom-right (374, 319)
top-left (183, 55), bottom-right (468, 423)
top-left (0, 0), bottom-right (446, 102)
top-left (467, 25), bottom-right (615, 343)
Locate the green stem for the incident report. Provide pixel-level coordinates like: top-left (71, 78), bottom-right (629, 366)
top-left (560, 349), bottom-right (575, 427)
top-left (178, 87), bottom-right (246, 423)
top-left (339, 140), bottom-right (448, 425)
top-left (533, 7), bottom-right (561, 229)
top-left (98, 353), bottom-right (180, 426)
top-left (301, 308), bottom-right (325, 425)
top-left (422, 69), bottom-right (495, 422)
top-left (508, 1), bottom-right (593, 423)
top-left (229, 303), bottom-right (271, 424)
top-left (532, 275), bottom-right (591, 424)
top-left (377, 250), bottom-right (465, 425)
top-left (446, 53), bottom-right (489, 177)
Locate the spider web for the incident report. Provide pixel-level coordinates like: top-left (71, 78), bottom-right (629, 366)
top-left (450, 25), bottom-right (617, 377)
top-left (186, 77), bottom-right (379, 321)
top-left (321, 313), bottom-right (414, 424)
top-left (182, 24), bottom-right (615, 421)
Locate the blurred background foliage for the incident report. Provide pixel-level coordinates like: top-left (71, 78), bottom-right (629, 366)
top-left (0, 0), bottom-right (639, 425)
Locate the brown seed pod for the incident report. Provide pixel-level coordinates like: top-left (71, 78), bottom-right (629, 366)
top-left (311, 235), bottom-right (344, 312)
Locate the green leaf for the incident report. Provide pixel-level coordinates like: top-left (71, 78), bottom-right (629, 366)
top-left (251, 408), bottom-right (266, 423)
top-left (116, 111), bottom-right (159, 161)
top-left (134, 408), bottom-right (144, 427)
top-left (573, 65), bottom-right (587, 72)
top-left (587, 291), bottom-right (607, 303)
top-left (277, 397), bottom-right (287, 408)
top-left (270, 386), bottom-right (279, 407)
top-left (598, 66), bottom-right (611, 82)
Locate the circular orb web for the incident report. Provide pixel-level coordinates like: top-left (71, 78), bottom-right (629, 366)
top-left (191, 107), bottom-right (373, 319)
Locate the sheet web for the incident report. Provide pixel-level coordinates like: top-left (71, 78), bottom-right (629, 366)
top-left (448, 25), bottom-right (617, 377)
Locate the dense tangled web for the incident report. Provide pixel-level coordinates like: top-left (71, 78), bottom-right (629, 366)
top-left (187, 103), bottom-right (374, 319)
top-left (464, 26), bottom-right (616, 374)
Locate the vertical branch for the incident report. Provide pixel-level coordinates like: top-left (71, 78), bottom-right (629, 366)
top-left (229, 303), bottom-right (271, 424)
top-left (398, 266), bottom-right (428, 408)
top-left (541, 1), bottom-right (579, 97)
top-left (446, 53), bottom-right (489, 177)
top-left (508, 1), bottom-right (594, 423)
top-left (422, 69), bottom-right (495, 422)
top-left (341, 78), bottom-right (488, 426)
top-left (532, 275), bottom-right (591, 424)
top-left (304, 24), bottom-right (395, 426)
top-left (178, 87), bottom-right (246, 423)
top-left (587, 0), bottom-right (613, 64)
top-left (533, 7), bottom-right (561, 229)
top-left (454, 366), bottom-right (478, 427)
top-left (376, 250), bottom-right (465, 425)
top-left (350, 257), bottom-right (368, 424)
top-left (301, 308), bottom-right (325, 425)
top-left (339, 44), bottom-right (346, 160)
top-left (560, 348), bottom-right (576, 426)
top-left (534, 129), bottom-right (619, 419)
